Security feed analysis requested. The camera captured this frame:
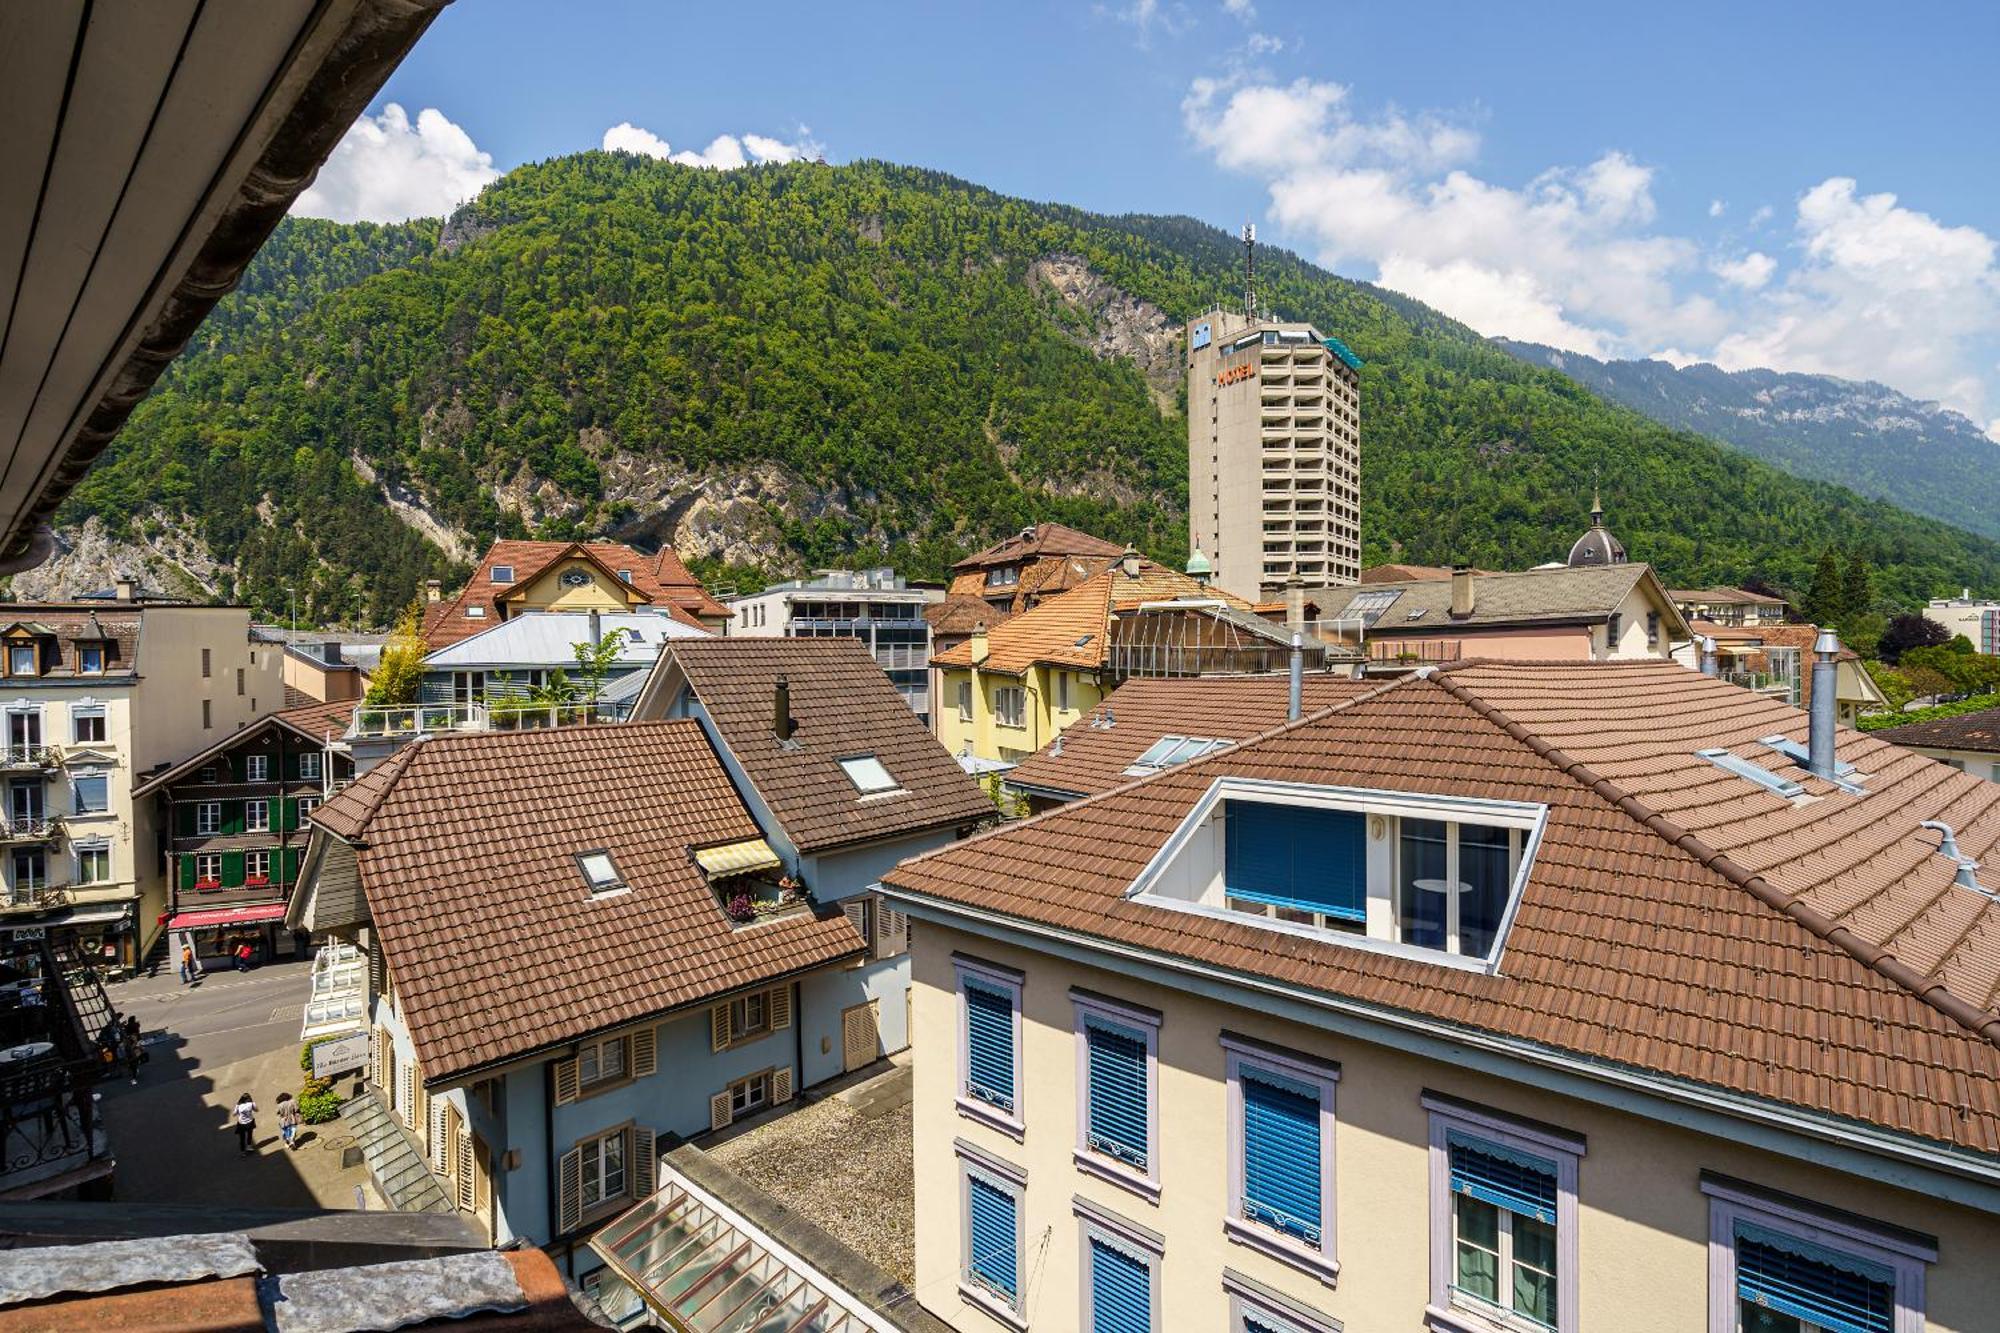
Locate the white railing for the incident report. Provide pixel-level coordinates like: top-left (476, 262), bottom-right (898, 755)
top-left (346, 703), bottom-right (489, 738)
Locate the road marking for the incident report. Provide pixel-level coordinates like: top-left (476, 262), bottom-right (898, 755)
top-left (268, 1004), bottom-right (301, 1023)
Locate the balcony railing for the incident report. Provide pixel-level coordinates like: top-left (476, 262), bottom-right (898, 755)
top-left (348, 701), bottom-right (625, 740)
top-left (0, 747), bottom-right (59, 770)
top-left (0, 1055), bottom-right (111, 1196)
top-left (0, 816), bottom-right (61, 844)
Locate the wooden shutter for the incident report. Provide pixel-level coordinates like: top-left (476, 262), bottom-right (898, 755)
top-left (772, 1067), bottom-right (794, 1104)
top-left (557, 1146), bottom-right (583, 1234)
top-left (367, 936), bottom-right (386, 998)
top-left (552, 1058), bottom-right (580, 1106)
top-left (710, 1003), bottom-right (729, 1052)
top-left (841, 898), bottom-right (871, 948)
top-left (413, 1078), bottom-right (430, 1146)
top-left (429, 1101), bottom-right (450, 1174)
top-left (455, 1121), bottom-right (476, 1211)
top-left (472, 1132), bottom-right (491, 1216)
top-left (630, 1026), bottom-right (658, 1079)
top-left (876, 899), bottom-right (908, 958)
top-left (768, 985), bottom-right (792, 1031)
top-left (709, 1090), bottom-right (732, 1132)
top-left (631, 1126), bottom-right (656, 1199)
top-left (397, 1064), bottom-right (413, 1125)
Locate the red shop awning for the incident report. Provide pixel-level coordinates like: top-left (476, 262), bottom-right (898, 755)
top-left (167, 903), bottom-right (288, 931)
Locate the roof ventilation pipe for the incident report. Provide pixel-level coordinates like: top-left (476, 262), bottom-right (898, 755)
top-left (1288, 632), bottom-right (1304, 722)
top-left (1921, 820), bottom-right (1964, 863)
top-left (1699, 636), bottom-right (1718, 677)
top-left (773, 676), bottom-right (796, 741)
top-left (588, 609), bottom-right (602, 646)
top-left (1808, 629), bottom-right (1841, 780)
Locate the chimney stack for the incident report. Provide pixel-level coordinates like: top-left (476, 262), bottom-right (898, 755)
top-left (1283, 575), bottom-right (1305, 631)
top-left (969, 624), bottom-right (990, 667)
top-left (1808, 629), bottom-right (1841, 779)
top-left (425, 578), bottom-right (442, 603)
top-left (1699, 636), bottom-right (1718, 677)
top-left (1449, 565), bottom-right (1474, 619)
top-left (1288, 632), bottom-right (1304, 722)
top-left (588, 609), bottom-right (602, 647)
top-left (1119, 547), bottom-right (1142, 580)
top-left (113, 572), bottom-right (135, 603)
top-left (773, 676), bottom-right (796, 741)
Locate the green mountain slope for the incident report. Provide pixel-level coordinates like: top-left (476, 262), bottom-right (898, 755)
top-left (64, 155), bottom-right (2000, 623)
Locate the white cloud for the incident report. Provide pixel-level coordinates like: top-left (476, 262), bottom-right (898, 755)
top-left (1222, 0), bottom-right (1256, 19)
top-left (1245, 31), bottom-right (1284, 54)
top-left (1185, 74), bottom-right (2000, 428)
top-left (293, 104), bottom-right (497, 224)
top-left (1711, 251), bottom-right (1775, 290)
top-left (600, 123), bottom-right (822, 170)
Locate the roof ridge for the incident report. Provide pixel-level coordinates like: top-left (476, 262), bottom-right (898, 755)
top-left (1424, 668), bottom-right (2000, 1051)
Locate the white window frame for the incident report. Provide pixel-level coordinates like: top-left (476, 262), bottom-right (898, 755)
top-left (956, 679), bottom-right (973, 722)
top-left (244, 754), bottom-right (269, 782)
top-left (71, 770), bottom-right (108, 815)
top-left (245, 799), bottom-right (271, 833)
top-left (1071, 988), bottom-right (1162, 1204)
top-left (956, 1139), bottom-right (1029, 1331)
top-left (578, 1125), bottom-right (629, 1212)
top-left (1075, 1196), bottom-right (1164, 1333)
top-left (838, 753), bottom-right (901, 795)
top-left (727, 1069), bottom-right (772, 1117)
top-left (577, 1033), bottom-right (629, 1089)
top-left (298, 796), bottom-right (319, 821)
top-left (1701, 1176), bottom-right (1932, 1333)
top-left (954, 955), bottom-right (1025, 1140)
top-left (994, 685), bottom-right (1026, 729)
top-left (194, 852), bottom-right (221, 885)
top-left (729, 990), bottom-right (770, 1044)
top-left (1423, 1093), bottom-right (1583, 1333)
top-left (74, 842), bottom-right (110, 885)
top-left (1393, 817), bottom-right (1523, 959)
top-left (1222, 1033), bottom-right (1341, 1284)
top-left (490, 564), bottom-right (515, 584)
top-left (195, 802), bottom-right (222, 835)
top-left (299, 751), bottom-right (322, 780)
top-left (245, 850), bottom-right (271, 883)
top-left (1224, 1267), bottom-right (1341, 1333)
top-left (70, 706), bottom-right (105, 744)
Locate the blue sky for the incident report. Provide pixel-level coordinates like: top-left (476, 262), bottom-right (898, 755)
top-left (298, 1), bottom-right (2000, 435)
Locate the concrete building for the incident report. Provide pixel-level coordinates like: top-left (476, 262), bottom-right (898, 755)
top-left (1923, 591), bottom-right (2000, 654)
top-left (886, 659), bottom-right (2000, 1333)
top-left (0, 598), bottom-right (279, 971)
top-left (727, 569), bottom-right (940, 721)
top-left (1187, 309), bottom-right (1363, 603)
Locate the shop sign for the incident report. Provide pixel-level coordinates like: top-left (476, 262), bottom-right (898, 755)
top-left (310, 1030), bottom-right (371, 1079)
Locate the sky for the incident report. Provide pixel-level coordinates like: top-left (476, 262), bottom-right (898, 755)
top-left (295, 1), bottom-right (2000, 439)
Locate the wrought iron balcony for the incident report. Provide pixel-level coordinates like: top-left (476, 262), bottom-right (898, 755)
top-left (0, 816), bottom-right (61, 844)
top-left (0, 746), bottom-right (59, 771)
top-left (0, 1054), bottom-right (112, 1197)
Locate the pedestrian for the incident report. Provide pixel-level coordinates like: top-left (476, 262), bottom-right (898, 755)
top-left (232, 941), bottom-right (253, 973)
top-left (232, 1093), bottom-right (257, 1154)
top-left (276, 1092), bottom-right (301, 1150)
top-left (118, 1016), bottom-right (142, 1085)
top-left (179, 942), bottom-right (196, 985)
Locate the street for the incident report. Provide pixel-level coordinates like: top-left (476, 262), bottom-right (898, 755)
top-left (98, 957), bottom-right (378, 1209)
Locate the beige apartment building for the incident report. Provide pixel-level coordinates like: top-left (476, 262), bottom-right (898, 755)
top-left (0, 596), bottom-right (278, 970)
top-left (1187, 309), bottom-right (1362, 603)
top-left (886, 658), bottom-right (2000, 1333)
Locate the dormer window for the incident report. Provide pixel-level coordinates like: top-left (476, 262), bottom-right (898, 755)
top-left (985, 567), bottom-right (1020, 589)
top-left (1129, 778), bottom-right (1544, 972)
top-left (78, 643), bottom-right (105, 674)
top-left (491, 564), bottom-right (515, 585)
top-left (618, 569), bottom-right (633, 583)
top-left (6, 644), bottom-right (37, 676)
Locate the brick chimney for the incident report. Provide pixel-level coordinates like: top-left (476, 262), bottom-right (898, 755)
top-left (1449, 565), bottom-right (1475, 619)
top-left (425, 578), bottom-right (442, 603)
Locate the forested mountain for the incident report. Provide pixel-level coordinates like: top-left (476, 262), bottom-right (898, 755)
top-left (1495, 339), bottom-right (2000, 541)
top-left (46, 154), bottom-right (2000, 623)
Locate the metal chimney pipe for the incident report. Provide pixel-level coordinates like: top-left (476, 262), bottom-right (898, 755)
top-left (1699, 636), bottom-right (1718, 677)
top-left (588, 609), bottom-right (602, 646)
top-left (1288, 632), bottom-right (1304, 721)
top-left (773, 676), bottom-right (792, 740)
top-left (1808, 629), bottom-right (1841, 779)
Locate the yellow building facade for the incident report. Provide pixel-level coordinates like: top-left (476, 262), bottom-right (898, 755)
top-left (933, 660), bottom-right (1100, 766)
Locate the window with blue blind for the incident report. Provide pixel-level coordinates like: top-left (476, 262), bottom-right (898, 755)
top-left (1449, 1136), bottom-right (1557, 1224)
top-left (1241, 1070), bottom-right (1321, 1243)
top-left (1089, 1236), bottom-right (1152, 1333)
top-left (965, 1174), bottom-right (1019, 1307)
top-left (1084, 1018), bottom-right (1149, 1169)
top-left (1737, 1232), bottom-right (1893, 1333)
top-left (963, 979), bottom-right (1016, 1114)
top-left (1449, 1134), bottom-right (1559, 1328)
top-left (1224, 801), bottom-right (1365, 925)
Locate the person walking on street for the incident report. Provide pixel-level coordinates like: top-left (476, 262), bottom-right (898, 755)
top-left (118, 1016), bottom-right (142, 1085)
top-left (232, 941), bottom-right (253, 973)
top-left (232, 1093), bottom-right (257, 1154)
top-left (179, 943), bottom-right (196, 985)
top-left (276, 1092), bottom-right (301, 1150)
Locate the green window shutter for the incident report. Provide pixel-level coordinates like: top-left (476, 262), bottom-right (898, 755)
top-left (284, 847), bottom-right (300, 881)
top-left (177, 803), bottom-right (194, 837)
top-left (225, 801), bottom-right (243, 835)
top-left (279, 798), bottom-right (295, 832)
top-left (179, 854), bottom-right (196, 891)
top-left (221, 851), bottom-right (246, 887)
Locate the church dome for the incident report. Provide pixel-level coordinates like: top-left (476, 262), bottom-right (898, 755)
top-left (1566, 489), bottom-right (1627, 567)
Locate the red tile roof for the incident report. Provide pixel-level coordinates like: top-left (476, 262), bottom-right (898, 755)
top-left (884, 659), bottom-right (2000, 1153)
top-left (309, 722), bottom-right (864, 1082)
top-left (1005, 673), bottom-right (1378, 799)
top-left (664, 638), bottom-right (996, 853)
top-left (422, 540), bottom-right (722, 649)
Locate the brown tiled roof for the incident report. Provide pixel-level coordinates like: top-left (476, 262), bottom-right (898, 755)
top-left (946, 524), bottom-right (1127, 613)
top-left (275, 696), bottom-right (358, 742)
top-left (667, 638), bottom-right (995, 853)
top-left (309, 722), bottom-right (864, 1083)
top-left (884, 660), bottom-right (2000, 1153)
top-left (1874, 706), bottom-right (2000, 755)
top-left (926, 594), bottom-right (1003, 639)
top-left (1671, 586), bottom-right (1789, 606)
top-left (134, 702), bottom-right (356, 797)
top-left (1326, 564), bottom-right (1689, 639)
top-left (932, 560), bottom-right (1253, 675)
top-left (1005, 673), bottom-right (1378, 799)
top-left (950, 522), bottom-right (1126, 573)
top-left (0, 604), bottom-right (140, 677)
top-left (422, 540), bottom-right (719, 649)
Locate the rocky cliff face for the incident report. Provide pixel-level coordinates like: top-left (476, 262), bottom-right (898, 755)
top-left (1029, 255), bottom-right (1182, 411)
top-left (11, 513), bottom-right (226, 602)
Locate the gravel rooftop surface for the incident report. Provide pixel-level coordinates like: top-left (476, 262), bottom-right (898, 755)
top-left (706, 1066), bottom-right (916, 1288)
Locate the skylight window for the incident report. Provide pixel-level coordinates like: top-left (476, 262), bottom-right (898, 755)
top-left (1124, 735), bottom-right (1230, 776)
top-left (1344, 590), bottom-right (1401, 626)
top-left (577, 849), bottom-right (626, 896)
top-left (1127, 778), bottom-right (1545, 973)
top-left (491, 564), bottom-right (515, 584)
top-left (838, 754), bottom-right (901, 795)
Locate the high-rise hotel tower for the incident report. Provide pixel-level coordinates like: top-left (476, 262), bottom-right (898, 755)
top-left (1186, 306), bottom-right (1362, 604)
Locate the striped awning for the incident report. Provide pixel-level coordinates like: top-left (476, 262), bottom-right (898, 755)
top-left (694, 839), bottom-right (782, 879)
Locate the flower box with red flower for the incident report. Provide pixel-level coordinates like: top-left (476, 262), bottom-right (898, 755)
top-left (244, 875), bottom-right (270, 888)
top-left (193, 879), bottom-right (221, 891)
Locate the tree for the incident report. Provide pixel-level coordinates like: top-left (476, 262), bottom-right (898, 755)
top-left (1801, 548), bottom-right (1844, 625)
top-left (362, 599), bottom-right (426, 706)
top-left (1876, 613), bottom-right (1954, 664)
top-left (570, 628), bottom-right (629, 706)
top-left (1840, 551), bottom-right (1872, 624)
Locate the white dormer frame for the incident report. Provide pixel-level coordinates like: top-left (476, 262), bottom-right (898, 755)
top-left (1123, 777), bottom-right (1549, 976)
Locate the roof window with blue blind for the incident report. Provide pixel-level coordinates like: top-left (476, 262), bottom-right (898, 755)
top-left (1073, 992), bottom-right (1161, 1201)
top-left (1224, 1035), bottom-right (1340, 1281)
top-left (1127, 778), bottom-right (1545, 973)
top-left (955, 958), bottom-right (1023, 1137)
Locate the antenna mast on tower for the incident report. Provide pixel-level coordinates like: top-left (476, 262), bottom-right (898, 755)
top-left (1241, 222), bottom-right (1257, 323)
